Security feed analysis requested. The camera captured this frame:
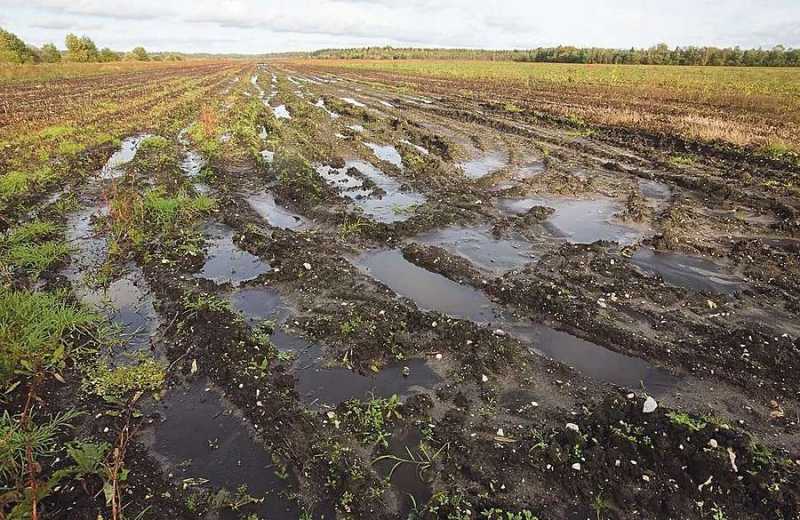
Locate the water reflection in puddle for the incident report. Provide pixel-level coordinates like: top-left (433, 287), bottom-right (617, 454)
top-left (227, 285), bottom-right (441, 406)
top-left (364, 142), bottom-right (403, 168)
top-left (195, 223), bottom-right (270, 286)
top-left (316, 160), bottom-right (425, 223)
top-left (355, 249), bottom-right (500, 322)
top-left (459, 150), bottom-right (507, 179)
top-left (180, 150), bottom-right (206, 177)
top-left (314, 98), bottom-right (339, 119)
top-left (374, 427), bottom-right (433, 516)
top-left (414, 226), bottom-right (539, 274)
top-left (499, 196), bottom-right (645, 245)
top-left (639, 178), bottom-right (672, 201)
top-left (341, 97), bottom-right (367, 108)
top-left (354, 249), bottom-right (675, 393)
top-left (144, 379), bottom-right (299, 519)
top-left (227, 286), bottom-right (289, 325)
top-left (400, 139), bottom-right (429, 155)
top-left (100, 134), bottom-right (152, 180)
top-left (272, 105), bottom-right (291, 120)
top-left (64, 205), bottom-right (159, 353)
top-left (631, 247), bottom-right (745, 295)
top-left (245, 191), bottom-right (308, 230)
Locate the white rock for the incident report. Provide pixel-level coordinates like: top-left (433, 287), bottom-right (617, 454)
top-left (571, 463), bottom-right (581, 471)
top-left (481, 374), bottom-right (489, 383)
top-left (642, 475), bottom-right (651, 482)
top-left (303, 262), bottom-right (311, 270)
top-left (493, 329), bottom-right (507, 337)
top-left (497, 428), bottom-right (505, 437)
top-left (643, 396), bottom-right (658, 414)
top-left (435, 353), bottom-right (443, 360)
top-left (566, 423), bottom-right (580, 433)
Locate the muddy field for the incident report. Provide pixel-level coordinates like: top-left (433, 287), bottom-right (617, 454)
top-left (2, 61), bottom-right (799, 520)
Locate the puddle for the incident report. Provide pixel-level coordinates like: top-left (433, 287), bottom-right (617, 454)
top-left (639, 179), bottom-right (672, 201)
top-left (354, 249), bottom-right (676, 392)
top-left (498, 196), bottom-right (646, 245)
top-left (314, 98), bottom-right (339, 119)
top-left (143, 378), bottom-right (299, 519)
top-left (353, 249), bottom-right (500, 322)
top-left (459, 150), bottom-right (507, 179)
top-left (64, 205), bottom-right (159, 353)
top-left (245, 190), bottom-right (308, 230)
top-left (341, 97), bottom-right (367, 108)
top-left (413, 226), bottom-right (539, 274)
top-left (180, 150), bottom-right (206, 177)
top-left (259, 150), bottom-right (275, 163)
top-left (225, 284), bottom-right (441, 407)
top-left (364, 142), bottom-right (403, 168)
top-left (282, 335), bottom-right (441, 407)
top-left (316, 160), bottom-right (425, 223)
top-left (250, 74), bottom-right (264, 97)
top-left (100, 134), bottom-right (152, 179)
top-left (513, 161), bottom-right (545, 179)
top-left (227, 286), bottom-right (290, 325)
top-left (630, 247), bottom-right (745, 295)
top-left (400, 139), bottom-right (429, 155)
top-left (194, 222), bottom-right (270, 286)
top-left (374, 427), bottom-right (433, 516)
top-left (272, 105), bottom-right (291, 120)
top-left (505, 324), bottom-right (677, 396)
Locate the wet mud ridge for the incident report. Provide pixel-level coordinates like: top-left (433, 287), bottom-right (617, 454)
top-left (5, 62), bottom-right (799, 520)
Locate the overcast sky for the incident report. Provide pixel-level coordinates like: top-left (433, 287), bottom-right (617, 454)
top-left (1, 0), bottom-right (798, 54)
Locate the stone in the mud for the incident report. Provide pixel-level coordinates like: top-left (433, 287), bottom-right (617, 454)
top-left (643, 396), bottom-right (658, 413)
top-left (566, 423), bottom-right (580, 433)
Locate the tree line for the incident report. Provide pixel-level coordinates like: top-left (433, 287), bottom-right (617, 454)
top-left (0, 27), bottom-right (182, 64)
top-left (310, 44), bottom-right (800, 67)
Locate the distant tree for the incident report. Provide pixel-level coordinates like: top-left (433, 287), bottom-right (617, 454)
top-left (40, 42), bottom-right (61, 63)
top-left (98, 47), bottom-right (120, 62)
top-left (129, 46), bottom-right (149, 61)
top-left (0, 27), bottom-right (36, 63)
top-left (65, 33), bottom-right (99, 62)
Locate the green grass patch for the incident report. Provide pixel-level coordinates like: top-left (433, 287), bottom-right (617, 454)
top-left (84, 356), bottom-right (166, 403)
top-left (0, 288), bottom-right (99, 385)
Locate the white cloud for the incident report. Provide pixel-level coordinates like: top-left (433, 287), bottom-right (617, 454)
top-left (2, 0), bottom-right (798, 53)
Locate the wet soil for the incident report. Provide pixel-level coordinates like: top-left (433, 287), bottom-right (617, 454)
top-left (32, 62), bottom-right (800, 520)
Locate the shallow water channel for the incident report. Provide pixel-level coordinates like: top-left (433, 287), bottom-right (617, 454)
top-left (354, 249), bottom-right (677, 395)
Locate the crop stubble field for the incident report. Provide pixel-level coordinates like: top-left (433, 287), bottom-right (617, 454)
top-left (1, 59), bottom-right (799, 519)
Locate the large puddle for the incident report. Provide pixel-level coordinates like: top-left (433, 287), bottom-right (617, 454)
top-left (630, 247), bottom-right (745, 295)
top-left (100, 134), bottom-right (152, 180)
top-left (413, 226), bottom-right (540, 274)
top-left (354, 249), bottom-right (676, 393)
top-left (227, 285), bottom-right (442, 406)
top-left (64, 204), bottom-right (160, 354)
top-left (316, 160), bottom-right (425, 223)
top-left (143, 378), bottom-right (299, 519)
top-left (195, 223), bottom-right (270, 286)
top-left (498, 196), bottom-right (646, 245)
top-left (459, 150), bottom-right (507, 179)
top-left (245, 190), bottom-right (309, 230)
